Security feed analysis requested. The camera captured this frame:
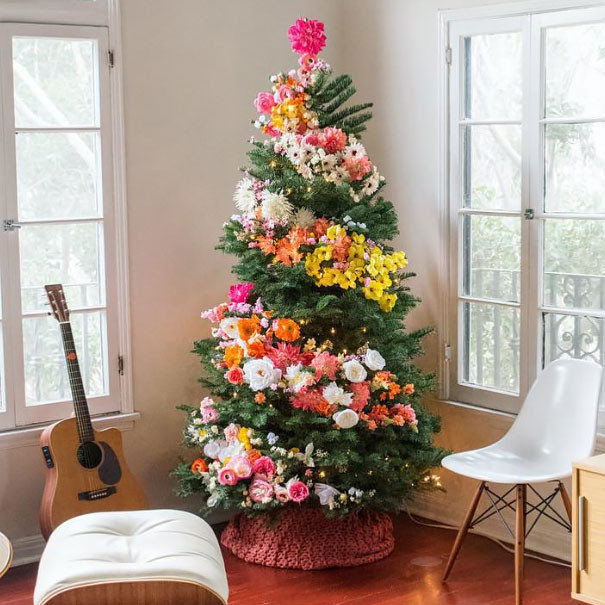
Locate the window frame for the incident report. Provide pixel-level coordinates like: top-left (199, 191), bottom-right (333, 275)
top-left (440, 0), bottom-right (605, 414)
top-left (0, 0), bottom-right (133, 433)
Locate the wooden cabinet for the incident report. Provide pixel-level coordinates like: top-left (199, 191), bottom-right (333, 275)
top-left (573, 454), bottom-right (605, 604)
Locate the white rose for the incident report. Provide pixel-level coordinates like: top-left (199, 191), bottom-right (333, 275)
top-left (342, 359), bottom-right (367, 383)
top-left (364, 348), bottom-right (386, 371)
top-left (219, 317), bottom-right (240, 340)
top-left (203, 439), bottom-right (224, 459)
top-left (243, 357), bottom-right (281, 391)
top-left (333, 409), bottom-right (359, 429)
top-left (285, 363), bottom-right (313, 393)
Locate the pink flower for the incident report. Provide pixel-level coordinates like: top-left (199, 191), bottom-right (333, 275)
top-left (290, 389), bottom-right (325, 413)
top-left (349, 381), bottom-right (370, 412)
top-left (275, 485), bottom-right (290, 502)
top-left (319, 127), bottom-right (347, 154)
top-left (264, 124), bottom-right (282, 138)
top-left (266, 342), bottom-right (303, 371)
top-left (201, 407), bottom-right (218, 424)
top-left (201, 303), bottom-right (228, 323)
top-left (393, 404), bottom-right (417, 426)
top-left (200, 396), bottom-right (215, 409)
top-left (249, 479), bottom-right (274, 503)
top-left (311, 351), bottom-right (339, 381)
top-left (288, 480), bottom-right (310, 503)
top-left (287, 19), bottom-right (327, 56)
top-left (343, 154), bottom-right (372, 181)
top-left (302, 132), bottom-right (321, 146)
top-left (274, 85), bottom-right (294, 103)
top-left (229, 282), bottom-right (254, 304)
top-left (218, 467), bottom-right (238, 486)
top-left (229, 455), bottom-right (253, 480)
top-left (224, 423), bottom-right (240, 442)
top-left (299, 53), bottom-right (318, 69)
top-left (252, 456), bottom-right (276, 478)
top-left (225, 366), bottom-right (244, 385)
top-left (254, 92), bottom-right (276, 115)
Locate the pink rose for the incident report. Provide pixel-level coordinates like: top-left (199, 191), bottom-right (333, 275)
top-left (254, 92), bottom-right (275, 115)
top-left (288, 480), bottom-right (310, 503)
top-left (275, 485), bottom-right (290, 502)
top-left (287, 19), bottom-right (327, 56)
top-left (224, 423), bottom-right (240, 442)
top-left (218, 467), bottom-right (238, 486)
top-left (225, 366), bottom-right (244, 385)
top-left (229, 282), bottom-right (254, 304)
top-left (249, 479), bottom-right (274, 503)
top-left (229, 455), bottom-right (252, 480)
top-left (252, 456), bottom-right (276, 478)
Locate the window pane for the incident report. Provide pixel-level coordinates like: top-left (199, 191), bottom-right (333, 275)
top-left (23, 311), bottom-right (107, 406)
top-left (544, 313), bottom-right (604, 367)
top-left (16, 132), bottom-right (102, 220)
top-left (544, 123), bottom-right (605, 214)
top-left (464, 32), bottom-right (522, 120)
top-left (463, 215), bottom-right (521, 302)
top-left (13, 36), bottom-right (98, 128)
top-left (545, 23), bottom-right (605, 118)
top-left (20, 222), bottom-right (103, 313)
top-left (463, 125), bottom-right (522, 210)
top-left (461, 301), bottom-right (520, 393)
top-left (543, 219), bottom-right (605, 311)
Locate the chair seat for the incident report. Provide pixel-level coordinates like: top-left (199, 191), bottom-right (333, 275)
top-left (34, 509), bottom-right (228, 605)
top-left (442, 446), bottom-right (572, 484)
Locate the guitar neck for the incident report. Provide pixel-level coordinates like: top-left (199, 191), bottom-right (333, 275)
top-left (59, 322), bottom-right (94, 443)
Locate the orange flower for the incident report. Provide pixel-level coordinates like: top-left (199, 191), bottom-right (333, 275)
top-left (191, 458), bottom-right (208, 474)
top-left (247, 340), bottom-right (266, 359)
top-left (238, 316), bottom-right (260, 341)
top-left (257, 235), bottom-right (276, 255)
top-left (275, 318), bottom-right (300, 342)
top-left (315, 400), bottom-right (335, 417)
top-left (388, 383), bottom-right (402, 400)
top-left (312, 218), bottom-right (331, 238)
top-left (403, 383), bottom-right (415, 395)
top-left (255, 392), bottom-right (266, 404)
top-left (274, 238), bottom-right (303, 266)
top-left (247, 449), bottom-right (262, 464)
top-left (224, 344), bottom-right (244, 368)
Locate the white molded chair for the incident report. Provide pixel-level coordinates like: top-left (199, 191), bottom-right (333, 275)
top-left (0, 531), bottom-right (12, 580)
top-left (442, 359), bottom-right (603, 605)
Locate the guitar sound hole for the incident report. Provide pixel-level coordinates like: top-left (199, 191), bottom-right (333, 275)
top-left (77, 441), bottom-right (103, 469)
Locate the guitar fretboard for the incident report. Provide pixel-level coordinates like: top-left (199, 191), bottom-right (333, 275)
top-left (60, 322), bottom-right (94, 443)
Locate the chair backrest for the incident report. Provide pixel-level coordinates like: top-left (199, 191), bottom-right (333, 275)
top-left (501, 359), bottom-right (603, 463)
top-left (0, 531), bottom-right (12, 579)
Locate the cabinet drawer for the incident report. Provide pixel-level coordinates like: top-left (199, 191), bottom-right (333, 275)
top-left (574, 469), bottom-right (605, 604)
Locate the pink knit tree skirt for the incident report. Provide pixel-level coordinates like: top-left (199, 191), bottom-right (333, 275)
top-left (221, 507), bottom-right (395, 570)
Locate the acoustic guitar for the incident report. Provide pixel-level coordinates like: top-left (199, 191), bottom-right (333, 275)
top-left (39, 284), bottom-right (146, 539)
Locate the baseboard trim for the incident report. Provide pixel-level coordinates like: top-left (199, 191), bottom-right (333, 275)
top-left (12, 533), bottom-right (45, 567)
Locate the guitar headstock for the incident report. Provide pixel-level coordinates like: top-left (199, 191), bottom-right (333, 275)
top-left (45, 284), bottom-right (70, 322)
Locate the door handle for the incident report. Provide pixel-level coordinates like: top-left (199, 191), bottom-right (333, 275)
top-left (579, 495), bottom-right (586, 572)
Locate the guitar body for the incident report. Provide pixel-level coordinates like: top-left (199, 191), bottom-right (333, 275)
top-left (39, 417), bottom-right (147, 540)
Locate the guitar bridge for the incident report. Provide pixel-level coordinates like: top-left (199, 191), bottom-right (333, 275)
top-left (78, 486), bottom-right (117, 501)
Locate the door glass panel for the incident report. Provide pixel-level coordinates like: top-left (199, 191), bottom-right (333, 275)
top-left (461, 301), bottom-right (520, 393)
top-left (23, 311), bottom-right (107, 406)
top-left (544, 122), bottom-right (605, 214)
top-left (545, 23), bottom-right (605, 118)
top-left (464, 32), bottom-right (522, 120)
top-left (19, 222), bottom-right (103, 313)
top-left (16, 132), bottom-right (102, 220)
top-left (12, 36), bottom-right (98, 128)
top-left (544, 312), bottom-right (604, 367)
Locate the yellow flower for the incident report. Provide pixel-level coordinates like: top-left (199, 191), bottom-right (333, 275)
top-left (326, 225), bottom-right (347, 240)
top-left (362, 280), bottom-right (385, 301)
top-left (379, 293), bottom-right (397, 312)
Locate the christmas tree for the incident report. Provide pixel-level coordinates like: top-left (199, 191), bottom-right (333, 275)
top-left (174, 18), bottom-right (444, 520)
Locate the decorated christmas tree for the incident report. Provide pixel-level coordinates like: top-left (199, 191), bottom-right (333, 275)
top-left (174, 18), bottom-right (445, 568)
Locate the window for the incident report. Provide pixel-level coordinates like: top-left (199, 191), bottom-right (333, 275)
top-left (443, 4), bottom-right (605, 413)
top-left (0, 2), bottom-right (129, 431)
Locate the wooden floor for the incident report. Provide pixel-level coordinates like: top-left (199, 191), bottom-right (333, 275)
top-left (1, 515), bottom-right (573, 605)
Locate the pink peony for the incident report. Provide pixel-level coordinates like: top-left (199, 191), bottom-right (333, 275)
top-left (218, 467), bottom-right (238, 486)
top-left (229, 455), bottom-right (253, 479)
top-left (225, 366), bottom-right (244, 385)
top-left (252, 456), bottom-right (276, 478)
top-left (275, 486), bottom-right (289, 502)
top-left (311, 350), bottom-right (339, 380)
top-left (200, 406), bottom-right (218, 424)
top-left (288, 480), bottom-right (310, 503)
top-left (287, 19), bottom-right (327, 56)
top-left (224, 423), bottom-right (240, 442)
top-left (319, 127), bottom-right (347, 154)
top-left (229, 282), bottom-right (254, 304)
top-left (343, 154), bottom-right (372, 181)
top-left (254, 92), bottom-right (276, 115)
top-left (249, 479), bottom-right (274, 503)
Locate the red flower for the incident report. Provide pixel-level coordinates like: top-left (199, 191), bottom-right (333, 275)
top-left (225, 366), bottom-right (244, 385)
top-left (190, 458), bottom-right (208, 474)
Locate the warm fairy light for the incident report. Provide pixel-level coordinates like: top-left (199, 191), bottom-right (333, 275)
top-left (270, 160), bottom-right (277, 168)
top-left (361, 326), bottom-right (367, 333)
top-left (367, 470), bottom-right (373, 476)
top-left (286, 188), bottom-right (292, 195)
top-left (318, 470), bottom-right (326, 479)
top-left (342, 349), bottom-right (347, 355)
top-left (330, 327), bottom-right (336, 335)
top-left (306, 186), bottom-right (312, 193)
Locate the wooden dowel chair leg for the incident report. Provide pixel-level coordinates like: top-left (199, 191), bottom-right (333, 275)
top-left (558, 481), bottom-right (572, 525)
top-left (442, 481), bottom-right (485, 582)
top-left (515, 484), bottom-right (527, 605)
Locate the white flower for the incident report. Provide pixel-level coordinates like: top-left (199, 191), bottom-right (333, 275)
top-left (285, 363), bottom-right (313, 393)
top-left (286, 145), bottom-right (303, 165)
top-left (323, 382), bottom-right (353, 407)
top-left (219, 317), bottom-right (240, 340)
top-left (320, 154), bottom-right (337, 171)
top-left (315, 483), bottom-right (340, 506)
top-left (243, 357), bottom-right (282, 391)
top-left (345, 142), bottom-right (366, 158)
top-left (362, 167), bottom-right (381, 196)
top-left (203, 439), bottom-right (225, 459)
top-left (343, 359), bottom-right (367, 383)
top-left (364, 349), bottom-right (386, 371)
top-left (333, 409), bottom-right (359, 429)
top-left (293, 207), bottom-right (316, 228)
top-left (206, 493), bottom-right (219, 507)
top-left (261, 190), bottom-right (293, 221)
top-left (233, 178), bottom-right (257, 214)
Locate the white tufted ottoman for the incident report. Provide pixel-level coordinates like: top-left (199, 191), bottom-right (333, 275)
top-left (34, 509), bottom-right (228, 605)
